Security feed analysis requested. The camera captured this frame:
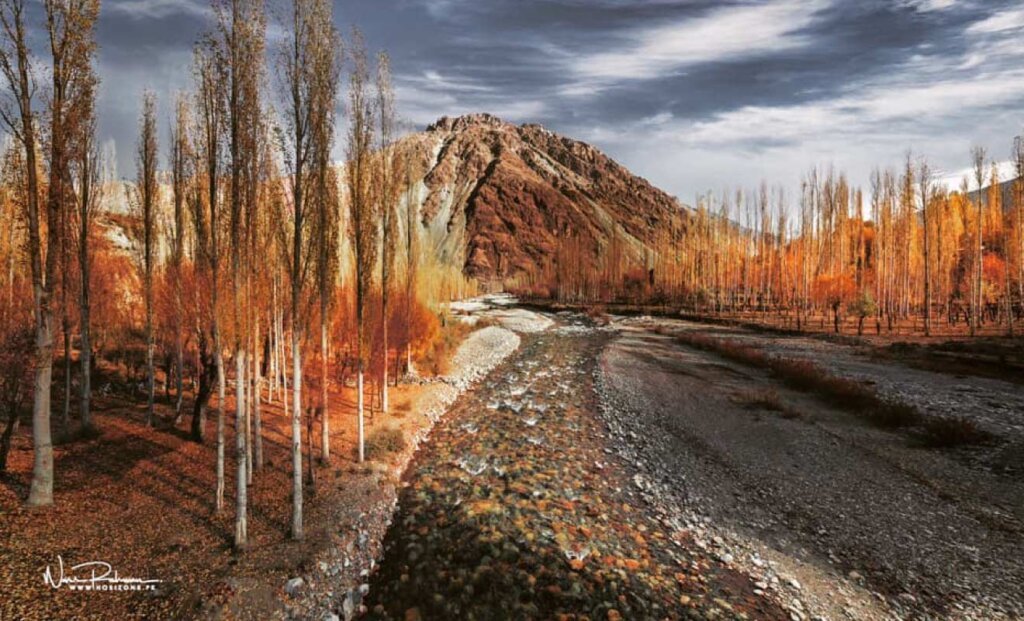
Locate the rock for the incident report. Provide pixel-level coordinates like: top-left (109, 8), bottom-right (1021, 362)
top-left (898, 592), bottom-right (917, 604)
top-left (285, 577), bottom-right (304, 596)
top-left (342, 590), bottom-right (360, 621)
top-left (787, 577), bottom-right (802, 590)
top-left (848, 570), bottom-right (862, 581)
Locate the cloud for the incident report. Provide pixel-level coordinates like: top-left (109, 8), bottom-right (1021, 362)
top-left (900, 0), bottom-right (957, 12)
top-left (567, 0), bottom-right (828, 86)
top-left (967, 6), bottom-right (1024, 34)
top-left (106, 0), bottom-right (208, 20)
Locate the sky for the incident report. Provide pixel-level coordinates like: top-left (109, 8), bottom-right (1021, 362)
top-left (92, 0), bottom-right (1024, 204)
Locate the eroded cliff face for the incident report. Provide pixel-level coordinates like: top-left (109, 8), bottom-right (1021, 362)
top-left (399, 113), bottom-right (689, 281)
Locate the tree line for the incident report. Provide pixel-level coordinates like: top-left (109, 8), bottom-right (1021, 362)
top-left (523, 147), bottom-right (1024, 338)
top-left (0, 0), bottom-right (471, 552)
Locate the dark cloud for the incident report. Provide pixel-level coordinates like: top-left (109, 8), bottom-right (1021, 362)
top-left (80, 0), bottom-right (1023, 195)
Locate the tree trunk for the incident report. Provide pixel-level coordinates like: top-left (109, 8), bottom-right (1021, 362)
top-left (357, 365), bottom-right (365, 463)
top-left (27, 320), bottom-right (54, 506)
top-left (381, 310), bottom-right (388, 414)
top-left (79, 238), bottom-right (91, 430)
top-left (0, 407), bottom-right (17, 473)
top-left (291, 328), bottom-right (303, 540)
top-left (145, 290), bottom-right (154, 426)
top-left (306, 406), bottom-right (316, 490)
top-left (62, 320), bottom-right (70, 429)
top-left (320, 317), bottom-right (329, 461)
top-left (215, 332), bottom-right (225, 513)
top-left (253, 316), bottom-right (263, 470)
top-left (174, 314), bottom-right (184, 423)
top-left (191, 345), bottom-right (213, 443)
top-left (234, 349), bottom-right (247, 549)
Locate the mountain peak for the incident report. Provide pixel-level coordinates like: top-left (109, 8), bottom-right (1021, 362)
top-left (405, 114), bottom-right (687, 281)
top-left (426, 113), bottom-right (511, 133)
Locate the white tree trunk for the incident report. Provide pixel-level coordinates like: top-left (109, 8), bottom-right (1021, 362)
top-left (253, 316), bottom-right (263, 470)
top-left (357, 369), bottom-right (365, 463)
top-left (26, 319), bottom-right (54, 506)
top-left (215, 346), bottom-right (225, 513)
top-left (235, 349), bottom-right (247, 548)
top-left (291, 329), bottom-right (303, 539)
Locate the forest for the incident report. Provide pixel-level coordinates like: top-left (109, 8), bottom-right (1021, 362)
top-left (524, 149), bottom-right (1024, 339)
top-left (0, 0), bottom-right (481, 537)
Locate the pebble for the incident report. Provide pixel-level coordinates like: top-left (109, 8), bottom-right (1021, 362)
top-left (285, 577), bottom-right (305, 596)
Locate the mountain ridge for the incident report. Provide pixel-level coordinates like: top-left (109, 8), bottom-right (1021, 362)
top-left (401, 113), bottom-right (690, 282)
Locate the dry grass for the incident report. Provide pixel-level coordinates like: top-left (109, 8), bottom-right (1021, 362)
top-left (920, 416), bottom-right (993, 448)
top-left (666, 330), bottom-right (971, 439)
top-left (734, 389), bottom-right (801, 419)
top-left (365, 427), bottom-right (407, 460)
top-left (422, 318), bottom-right (473, 376)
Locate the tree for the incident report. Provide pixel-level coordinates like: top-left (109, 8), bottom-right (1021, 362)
top-left (2, 0), bottom-right (52, 506)
top-left (403, 154), bottom-right (420, 373)
top-left (170, 94), bottom-right (190, 423)
top-left (849, 289), bottom-right (877, 336)
top-left (277, 0), bottom-right (337, 540)
top-left (970, 146), bottom-right (986, 336)
top-left (346, 32), bottom-right (378, 464)
top-left (128, 91), bottom-right (159, 428)
top-left (307, 0), bottom-right (341, 464)
top-left (192, 41), bottom-right (227, 506)
top-left (73, 83), bottom-right (99, 433)
top-left (217, 0), bottom-right (265, 551)
top-left (376, 52), bottom-right (399, 415)
top-left (918, 157), bottom-right (931, 336)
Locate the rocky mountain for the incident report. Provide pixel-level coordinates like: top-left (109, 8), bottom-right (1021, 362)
top-left (400, 114), bottom-right (689, 282)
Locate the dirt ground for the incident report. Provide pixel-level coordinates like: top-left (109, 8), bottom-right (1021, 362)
top-left (0, 367), bottom-right (448, 620)
top-left (599, 318), bottom-right (1024, 620)
top-left (365, 317), bottom-right (786, 620)
top-left (4, 298), bottom-right (1022, 621)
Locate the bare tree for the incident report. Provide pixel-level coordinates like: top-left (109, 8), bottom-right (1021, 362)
top-left (917, 156), bottom-right (931, 336)
top-left (128, 91), bottom-right (159, 428)
top-left (346, 31), bottom-right (378, 463)
top-left (1014, 136), bottom-right (1024, 329)
top-left (276, 0), bottom-right (341, 537)
top-left (970, 146), bottom-right (986, 336)
top-left (308, 0), bottom-right (341, 464)
top-left (170, 94), bottom-right (190, 424)
top-left (1, 0), bottom-right (97, 505)
top-left (73, 77), bottom-right (99, 430)
top-left (193, 41), bottom-right (227, 506)
top-left (376, 51), bottom-right (398, 415)
top-left (403, 154), bottom-right (420, 372)
top-left (216, 0), bottom-right (265, 551)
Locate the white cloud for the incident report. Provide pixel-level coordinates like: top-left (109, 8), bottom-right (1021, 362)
top-left (106, 0), bottom-right (208, 19)
top-left (967, 7), bottom-right (1024, 34)
top-left (394, 75), bottom-right (546, 127)
top-left (900, 0), bottom-right (957, 12)
top-left (575, 16), bottom-right (1024, 205)
top-left (568, 0), bottom-right (828, 86)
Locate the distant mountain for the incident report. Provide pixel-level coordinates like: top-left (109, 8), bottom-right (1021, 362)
top-left (400, 114), bottom-right (689, 281)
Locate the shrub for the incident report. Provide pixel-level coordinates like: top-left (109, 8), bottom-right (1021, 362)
top-left (736, 389), bottom-right (802, 419)
top-left (365, 427), bottom-right (406, 460)
top-left (737, 389), bottom-right (783, 411)
top-left (674, 331), bottom-right (923, 429)
top-left (921, 416), bottom-right (991, 448)
top-left (865, 402), bottom-right (922, 428)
